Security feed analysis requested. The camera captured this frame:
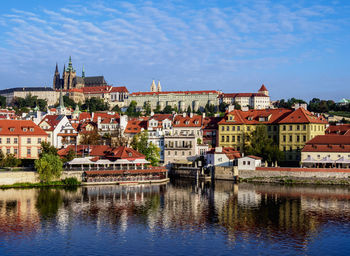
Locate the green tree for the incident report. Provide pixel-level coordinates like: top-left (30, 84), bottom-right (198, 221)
top-left (126, 100), bottom-right (141, 117)
top-left (40, 142), bottom-right (58, 157)
top-left (233, 102), bottom-right (241, 110)
top-left (162, 105), bottom-right (173, 114)
top-left (35, 189), bottom-right (63, 219)
top-left (131, 131), bottom-right (160, 166)
top-left (0, 95), bottom-right (6, 108)
top-left (63, 149), bottom-right (76, 163)
top-left (154, 104), bottom-right (161, 114)
top-left (144, 101), bottom-right (152, 116)
top-left (112, 104), bottom-right (121, 113)
top-left (219, 102), bottom-right (228, 112)
top-left (35, 154), bottom-right (63, 183)
top-left (186, 106), bottom-right (192, 115)
top-left (82, 97), bottom-right (109, 112)
top-left (244, 125), bottom-right (284, 164)
top-left (2, 154), bottom-right (21, 167)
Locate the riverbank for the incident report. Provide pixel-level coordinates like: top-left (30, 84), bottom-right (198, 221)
top-left (0, 178), bottom-right (81, 189)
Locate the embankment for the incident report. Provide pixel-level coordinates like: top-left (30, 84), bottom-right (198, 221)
top-left (239, 167), bottom-right (350, 185)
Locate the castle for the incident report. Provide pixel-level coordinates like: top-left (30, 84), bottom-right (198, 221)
top-left (53, 57), bottom-right (107, 90)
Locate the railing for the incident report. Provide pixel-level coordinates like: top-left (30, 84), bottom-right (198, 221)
top-left (85, 174), bottom-right (167, 183)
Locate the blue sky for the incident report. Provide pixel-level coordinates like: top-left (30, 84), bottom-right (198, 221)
top-left (0, 0), bottom-right (349, 101)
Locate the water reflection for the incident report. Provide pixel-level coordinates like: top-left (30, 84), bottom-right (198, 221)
top-left (1, 181), bottom-right (350, 254)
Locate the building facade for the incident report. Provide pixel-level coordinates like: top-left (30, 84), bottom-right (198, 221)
top-left (0, 120), bottom-right (48, 159)
top-left (0, 87), bottom-right (59, 106)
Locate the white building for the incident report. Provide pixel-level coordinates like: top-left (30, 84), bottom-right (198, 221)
top-left (206, 147), bottom-right (241, 167)
top-left (237, 156), bottom-right (262, 170)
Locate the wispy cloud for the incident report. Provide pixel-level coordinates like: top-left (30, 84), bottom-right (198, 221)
top-left (0, 0), bottom-right (349, 98)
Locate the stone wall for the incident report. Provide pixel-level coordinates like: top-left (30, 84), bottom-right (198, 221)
top-left (0, 171), bottom-right (84, 185)
top-left (239, 167), bottom-right (350, 180)
top-left (214, 166), bottom-right (238, 181)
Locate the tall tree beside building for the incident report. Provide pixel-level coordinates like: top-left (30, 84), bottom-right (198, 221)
top-left (126, 100), bottom-right (141, 117)
top-left (0, 96), bottom-right (6, 108)
top-left (80, 130), bottom-right (101, 145)
top-left (131, 130), bottom-right (160, 166)
top-left (244, 125), bottom-right (284, 164)
top-left (35, 153), bottom-right (63, 183)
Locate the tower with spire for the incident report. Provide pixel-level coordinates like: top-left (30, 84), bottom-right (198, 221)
top-left (53, 63), bottom-right (61, 89)
top-left (150, 80), bottom-right (157, 92)
top-left (157, 81), bottom-right (162, 92)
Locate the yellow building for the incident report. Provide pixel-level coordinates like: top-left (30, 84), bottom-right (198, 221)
top-left (0, 120), bottom-right (48, 159)
top-left (218, 108), bottom-right (328, 162)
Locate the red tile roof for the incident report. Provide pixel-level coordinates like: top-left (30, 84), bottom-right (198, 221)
top-left (82, 86), bottom-right (112, 94)
top-left (93, 112), bottom-right (120, 123)
top-left (125, 119), bottom-right (148, 134)
top-left (208, 147), bottom-right (241, 160)
top-left (173, 114), bottom-right (203, 127)
top-left (326, 124), bottom-right (350, 135)
top-left (219, 109), bottom-right (292, 125)
top-left (0, 120), bottom-right (48, 136)
top-left (221, 93), bottom-right (268, 98)
top-left (58, 145), bottom-right (112, 157)
top-left (111, 86), bottom-right (129, 93)
top-left (106, 146), bottom-right (145, 160)
top-left (130, 90), bottom-right (220, 96)
top-left (39, 115), bottom-right (64, 131)
top-left (302, 134), bottom-right (350, 152)
top-left (79, 112), bottom-right (92, 122)
top-left (279, 108), bottom-right (327, 124)
top-left (259, 84), bottom-right (268, 91)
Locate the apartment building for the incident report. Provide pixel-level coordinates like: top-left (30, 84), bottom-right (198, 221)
top-left (0, 120), bottom-right (48, 159)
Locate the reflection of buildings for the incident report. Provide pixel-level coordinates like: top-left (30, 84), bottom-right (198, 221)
top-left (0, 189), bottom-right (40, 237)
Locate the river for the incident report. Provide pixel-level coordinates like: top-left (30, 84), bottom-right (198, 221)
top-left (1, 180), bottom-right (350, 255)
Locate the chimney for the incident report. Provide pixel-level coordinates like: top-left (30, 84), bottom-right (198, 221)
top-left (202, 112), bottom-right (206, 118)
top-left (227, 105), bottom-right (235, 112)
top-left (190, 113), bottom-right (193, 118)
top-left (182, 112), bottom-right (186, 117)
top-left (215, 146), bottom-right (222, 153)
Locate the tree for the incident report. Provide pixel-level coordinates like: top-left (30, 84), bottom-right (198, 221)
top-left (244, 125), bottom-right (284, 164)
top-left (2, 154), bottom-right (21, 167)
top-left (131, 131), bottom-right (160, 166)
top-left (144, 101), bottom-right (152, 116)
top-left (219, 102), bottom-right (228, 112)
top-left (110, 128), bottom-right (128, 147)
top-left (63, 149), bottom-right (76, 163)
top-left (35, 153), bottom-right (63, 183)
top-left (162, 105), bottom-right (173, 114)
top-left (82, 97), bottom-right (109, 112)
top-left (186, 106), bottom-right (192, 115)
top-left (233, 102), bottom-right (241, 110)
top-left (126, 100), bottom-right (141, 117)
top-left (0, 96), bottom-right (6, 108)
top-left (112, 104), bottom-right (121, 113)
top-left (154, 104), bottom-right (161, 114)
top-left (40, 142), bottom-right (58, 157)
top-left (80, 130), bottom-right (101, 145)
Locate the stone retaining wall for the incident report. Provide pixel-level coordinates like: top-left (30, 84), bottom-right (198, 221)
top-left (0, 171), bottom-right (84, 185)
top-left (215, 166), bottom-right (238, 181)
top-left (239, 167), bottom-right (350, 180)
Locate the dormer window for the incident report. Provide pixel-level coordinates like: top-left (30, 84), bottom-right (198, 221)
top-left (185, 121), bottom-right (189, 125)
top-left (128, 153), bottom-right (132, 157)
top-left (9, 127), bottom-right (15, 132)
top-left (30, 128), bottom-right (34, 132)
top-left (194, 121), bottom-right (198, 124)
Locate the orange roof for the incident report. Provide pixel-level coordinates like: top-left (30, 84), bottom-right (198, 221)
top-left (259, 84), bottom-right (268, 91)
top-left (130, 90), bottom-right (220, 96)
top-left (219, 109), bottom-right (292, 125)
top-left (326, 124), bottom-right (350, 135)
top-left (78, 112), bottom-right (92, 122)
top-left (93, 112), bottom-right (120, 123)
top-left (221, 93), bottom-right (268, 98)
top-left (173, 114), bottom-right (203, 127)
top-left (39, 115), bottom-right (65, 131)
top-left (58, 145), bottom-right (112, 157)
top-left (106, 146), bottom-right (145, 160)
top-left (302, 134), bottom-right (350, 152)
top-left (125, 119), bottom-right (147, 134)
top-left (207, 147), bottom-right (241, 159)
top-left (278, 108), bottom-right (328, 124)
top-left (82, 86), bottom-right (112, 94)
top-left (0, 119), bottom-right (48, 136)
top-left (111, 86), bottom-right (129, 93)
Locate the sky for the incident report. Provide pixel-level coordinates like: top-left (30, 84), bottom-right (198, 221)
top-left (0, 0), bottom-right (349, 101)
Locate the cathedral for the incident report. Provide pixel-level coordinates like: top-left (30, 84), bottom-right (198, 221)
top-left (53, 57), bottom-right (108, 90)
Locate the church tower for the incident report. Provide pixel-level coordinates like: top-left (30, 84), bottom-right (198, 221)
top-left (63, 56), bottom-right (76, 90)
top-left (53, 63), bottom-right (61, 89)
top-left (157, 81), bottom-right (162, 92)
top-left (150, 80), bottom-right (157, 92)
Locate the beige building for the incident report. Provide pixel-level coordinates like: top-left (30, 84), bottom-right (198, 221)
top-left (220, 85), bottom-right (271, 109)
top-left (301, 135), bottom-right (350, 168)
top-left (0, 120), bottom-right (48, 159)
top-left (0, 87), bottom-right (59, 106)
top-left (129, 81), bottom-right (221, 112)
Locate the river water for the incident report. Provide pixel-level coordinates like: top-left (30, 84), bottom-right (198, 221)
top-left (1, 180), bottom-right (350, 256)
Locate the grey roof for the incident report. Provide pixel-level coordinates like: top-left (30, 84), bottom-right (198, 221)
top-left (83, 76), bottom-right (107, 86)
top-left (0, 87), bottom-right (55, 94)
top-left (75, 76), bottom-right (85, 84)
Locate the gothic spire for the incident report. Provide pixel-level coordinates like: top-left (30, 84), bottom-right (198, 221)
top-left (157, 81), bottom-right (162, 92)
top-left (55, 62), bottom-right (59, 73)
top-left (82, 65), bottom-right (85, 78)
top-left (150, 80), bottom-right (156, 92)
top-left (67, 56), bottom-right (73, 72)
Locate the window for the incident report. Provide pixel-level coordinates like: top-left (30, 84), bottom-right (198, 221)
top-left (38, 138), bottom-right (41, 144)
top-left (226, 136), bottom-right (229, 142)
top-left (237, 126), bottom-right (240, 131)
top-left (189, 151), bottom-right (191, 156)
top-left (14, 149), bottom-right (18, 155)
top-left (303, 136), bottom-right (306, 142)
top-left (247, 161), bottom-right (251, 165)
top-left (317, 155), bottom-right (320, 158)
top-left (283, 135), bottom-right (286, 142)
top-left (221, 126), bottom-right (224, 131)
top-left (283, 146), bottom-right (286, 151)
top-left (297, 136), bottom-right (300, 142)
top-left (268, 126), bottom-right (271, 131)
top-left (30, 128), bottom-right (34, 132)
top-left (27, 138), bottom-right (31, 144)
top-left (232, 136), bottom-right (235, 142)
top-left (232, 126), bottom-right (235, 131)
top-left (297, 125), bottom-right (300, 131)
top-left (243, 161), bottom-right (246, 165)
top-left (237, 136), bottom-right (240, 142)
top-left (27, 148), bottom-right (31, 156)
top-left (247, 126), bottom-right (250, 131)
top-left (303, 125), bottom-right (306, 130)
top-left (289, 135), bottom-right (292, 142)
top-left (182, 151), bottom-right (185, 156)
top-left (168, 151), bottom-right (170, 155)
top-left (14, 138), bottom-right (17, 144)
top-left (289, 125), bottom-right (292, 131)
top-left (175, 151), bottom-right (177, 156)
top-left (226, 126), bottom-right (229, 131)
top-left (7, 149), bottom-right (10, 154)
top-left (283, 125), bottom-right (286, 131)
top-left (0, 138), bottom-right (1, 143)
top-left (221, 136), bottom-right (224, 142)
top-left (6, 138), bottom-right (10, 144)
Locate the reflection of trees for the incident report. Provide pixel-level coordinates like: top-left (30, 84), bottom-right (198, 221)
top-left (35, 189), bottom-right (63, 219)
